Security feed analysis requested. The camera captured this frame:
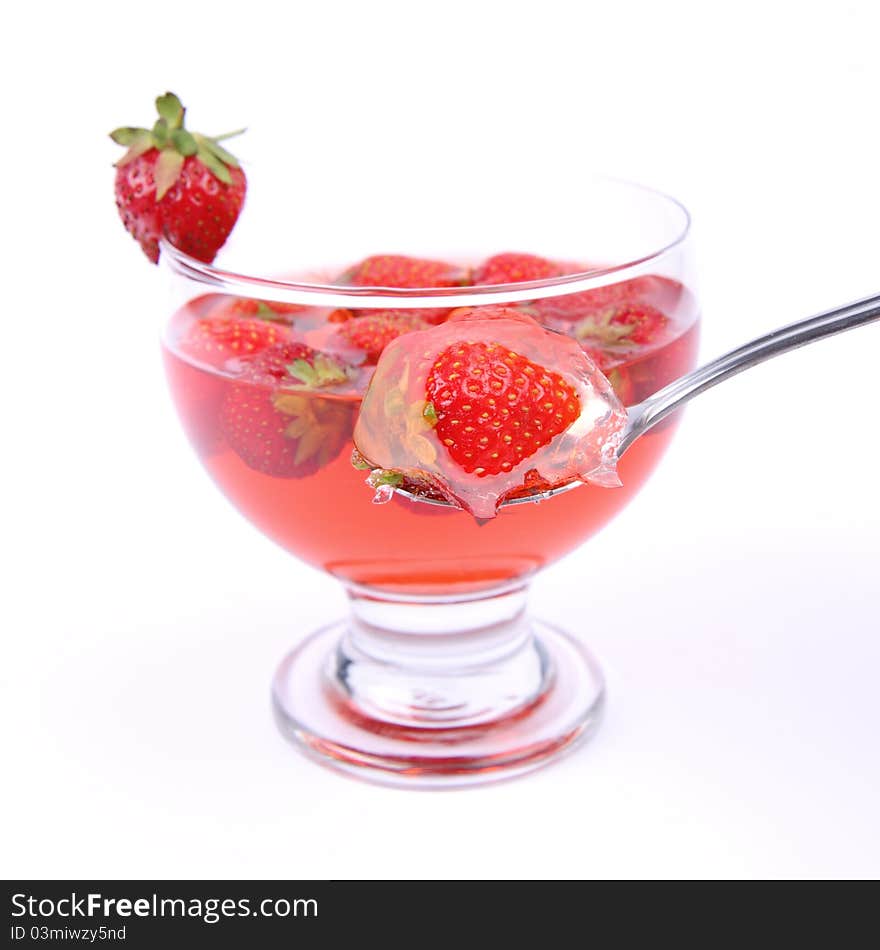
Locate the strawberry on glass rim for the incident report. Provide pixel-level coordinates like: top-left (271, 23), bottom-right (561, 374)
top-left (111, 92), bottom-right (246, 264)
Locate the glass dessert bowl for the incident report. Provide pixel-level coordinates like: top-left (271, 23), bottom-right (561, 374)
top-left (160, 177), bottom-right (699, 786)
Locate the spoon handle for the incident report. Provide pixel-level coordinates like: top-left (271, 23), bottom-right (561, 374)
top-left (619, 291), bottom-right (880, 455)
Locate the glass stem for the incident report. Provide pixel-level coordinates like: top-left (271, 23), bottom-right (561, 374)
top-left (328, 584), bottom-right (553, 729)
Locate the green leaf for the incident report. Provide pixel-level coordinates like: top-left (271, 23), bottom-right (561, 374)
top-left (113, 137), bottom-right (155, 167)
top-left (111, 128), bottom-right (154, 166)
top-left (196, 145), bottom-right (232, 184)
top-left (250, 301), bottom-right (294, 324)
top-left (155, 92), bottom-right (184, 128)
top-left (154, 148), bottom-right (185, 200)
top-left (368, 470), bottom-right (404, 489)
top-left (200, 136), bottom-right (240, 168)
top-left (286, 359), bottom-right (318, 386)
top-left (211, 127), bottom-right (247, 143)
top-left (109, 126), bottom-right (148, 146)
top-left (350, 449), bottom-right (373, 471)
top-left (254, 301), bottom-right (279, 320)
top-left (422, 401), bottom-right (439, 427)
top-left (171, 128), bottom-right (198, 156)
top-left (286, 355), bottom-right (350, 388)
top-left (312, 354), bottom-right (350, 385)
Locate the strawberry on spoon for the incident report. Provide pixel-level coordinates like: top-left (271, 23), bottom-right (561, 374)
top-left (352, 306), bottom-right (626, 518)
top-left (111, 92), bottom-right (246, 264)
top-left (425, 339), bottom-right (582, 476)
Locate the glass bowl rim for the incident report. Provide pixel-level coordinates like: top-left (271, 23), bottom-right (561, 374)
top-left (160, 177), bottom-right (691, 310)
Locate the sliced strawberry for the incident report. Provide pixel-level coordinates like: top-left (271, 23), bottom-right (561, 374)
top-left (177, 316), bottom-right (292, 369)
top-left (471, 252), bottom-right (570, 285)
top-left (336, 311), bottom-right (429, 363)
top-left (220, 342), bottom-right (354, 477)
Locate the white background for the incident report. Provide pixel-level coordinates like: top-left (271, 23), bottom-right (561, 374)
top-left (2, 0), bottom-right (878, 879)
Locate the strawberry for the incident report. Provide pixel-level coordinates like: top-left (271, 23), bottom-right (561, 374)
top-left (111, 92), bottom-right (246, 264)
top-left (340, 254), bottom-right (467, 289)
top-left (571, 302), bottom-right (669, 355)
top-left (447, 303), bottom-right (648, 378)
top-left (352, 453), bottom-right (459, 509)
top-left (169, 316), bottom-right (292, 454)
top-left (533, 275), bottom-right (676, 324)
top-left (178, 316), bottom-right (292, 369)
top-left (424, 341), bottom-right (581, 476)
top-left (336, 311), bottom-right (428, 363)
top-left (471, 252), bottom-right (569, 285)
top-left (221, 342), bottom-right (354, 477)
top-left (237, 341), bottom-right (353, 389)
top-left (600, 319), bottom-right (700, 407)
top-left (338, 255), bottom-right (468, 325)
top-left (221, 297), bottom-right (305, 322)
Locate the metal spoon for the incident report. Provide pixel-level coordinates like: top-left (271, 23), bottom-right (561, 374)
top-left (397, 291), bottom-right (880, 509)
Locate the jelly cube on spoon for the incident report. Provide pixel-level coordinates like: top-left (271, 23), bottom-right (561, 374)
top-left (352, 306), bottom-right (627, 519)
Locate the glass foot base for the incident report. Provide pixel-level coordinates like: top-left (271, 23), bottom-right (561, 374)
top-left (272, 620), bottom-right (604, 788)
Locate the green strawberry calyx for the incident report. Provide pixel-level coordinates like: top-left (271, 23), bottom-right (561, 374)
top-left (422, 401), bottom-right (439, 427)
top-left (367, 470), bottom-right (404, 489)
top-left (253, 302), bottom-right (291, 324)
top-left (350, 449), bottom-right (374, 471)
top-left (286, 354), bottom-right (352, 388)
top-left (109, 92), bottom-right (245, 200)
top-left (269, 394), bottom-right (351, 468)
top-left (573, 310), bottom-right (640, 348)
